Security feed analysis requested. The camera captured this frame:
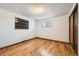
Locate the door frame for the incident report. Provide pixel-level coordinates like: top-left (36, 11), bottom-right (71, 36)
top-left (69, 3), bottom-right (78, 55)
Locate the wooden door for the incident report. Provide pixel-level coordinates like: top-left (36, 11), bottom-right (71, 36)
top-left (69, 4), bottom-right (78, 55)
top-left (73, 6), bottom-right (78, 54)
top-left (69, 14), bottom-right (74, 48)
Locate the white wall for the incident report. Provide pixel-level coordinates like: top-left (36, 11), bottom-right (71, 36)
top-left (0, 8), bottom-right (36, 48)
top-left (36, 15), bottom-right (69, 42)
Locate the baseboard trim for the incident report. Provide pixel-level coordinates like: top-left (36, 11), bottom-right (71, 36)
top-left (0, 37), bottom-right (35, 49)
top-left (35, 37), bottom-right (69, 44)
top-left (0, 37), bottom-right (69, 49)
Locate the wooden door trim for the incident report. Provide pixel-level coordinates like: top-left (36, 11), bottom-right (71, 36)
top-left (69, 4), bottom-right (78, 55)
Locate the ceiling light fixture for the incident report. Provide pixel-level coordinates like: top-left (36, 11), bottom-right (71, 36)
top-left (28, 4), bottom-right (45, 14)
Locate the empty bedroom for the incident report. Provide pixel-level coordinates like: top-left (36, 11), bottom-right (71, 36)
top-left (0, 3), bottom-right (78, 56)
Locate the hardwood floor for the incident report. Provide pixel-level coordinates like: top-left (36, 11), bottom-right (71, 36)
top-left (0, 38), bottom-right (76, 56)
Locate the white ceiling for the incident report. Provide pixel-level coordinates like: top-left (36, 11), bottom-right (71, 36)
top-left (0, 3), bottom-right (74, 20)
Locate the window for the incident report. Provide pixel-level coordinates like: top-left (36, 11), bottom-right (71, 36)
top-left (42, 20), bottom-right (53, 27)
top-left (15, 17), bottom-right (29, 29)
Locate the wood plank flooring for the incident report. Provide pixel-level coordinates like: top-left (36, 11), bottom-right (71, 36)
top-left (0, 38), bottom-right (76, 56)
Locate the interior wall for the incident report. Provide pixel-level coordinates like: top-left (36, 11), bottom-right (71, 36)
top-left (0, 8), bottom-right (36, 48)
top-left (36, 15), bottom-right (69, 42)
